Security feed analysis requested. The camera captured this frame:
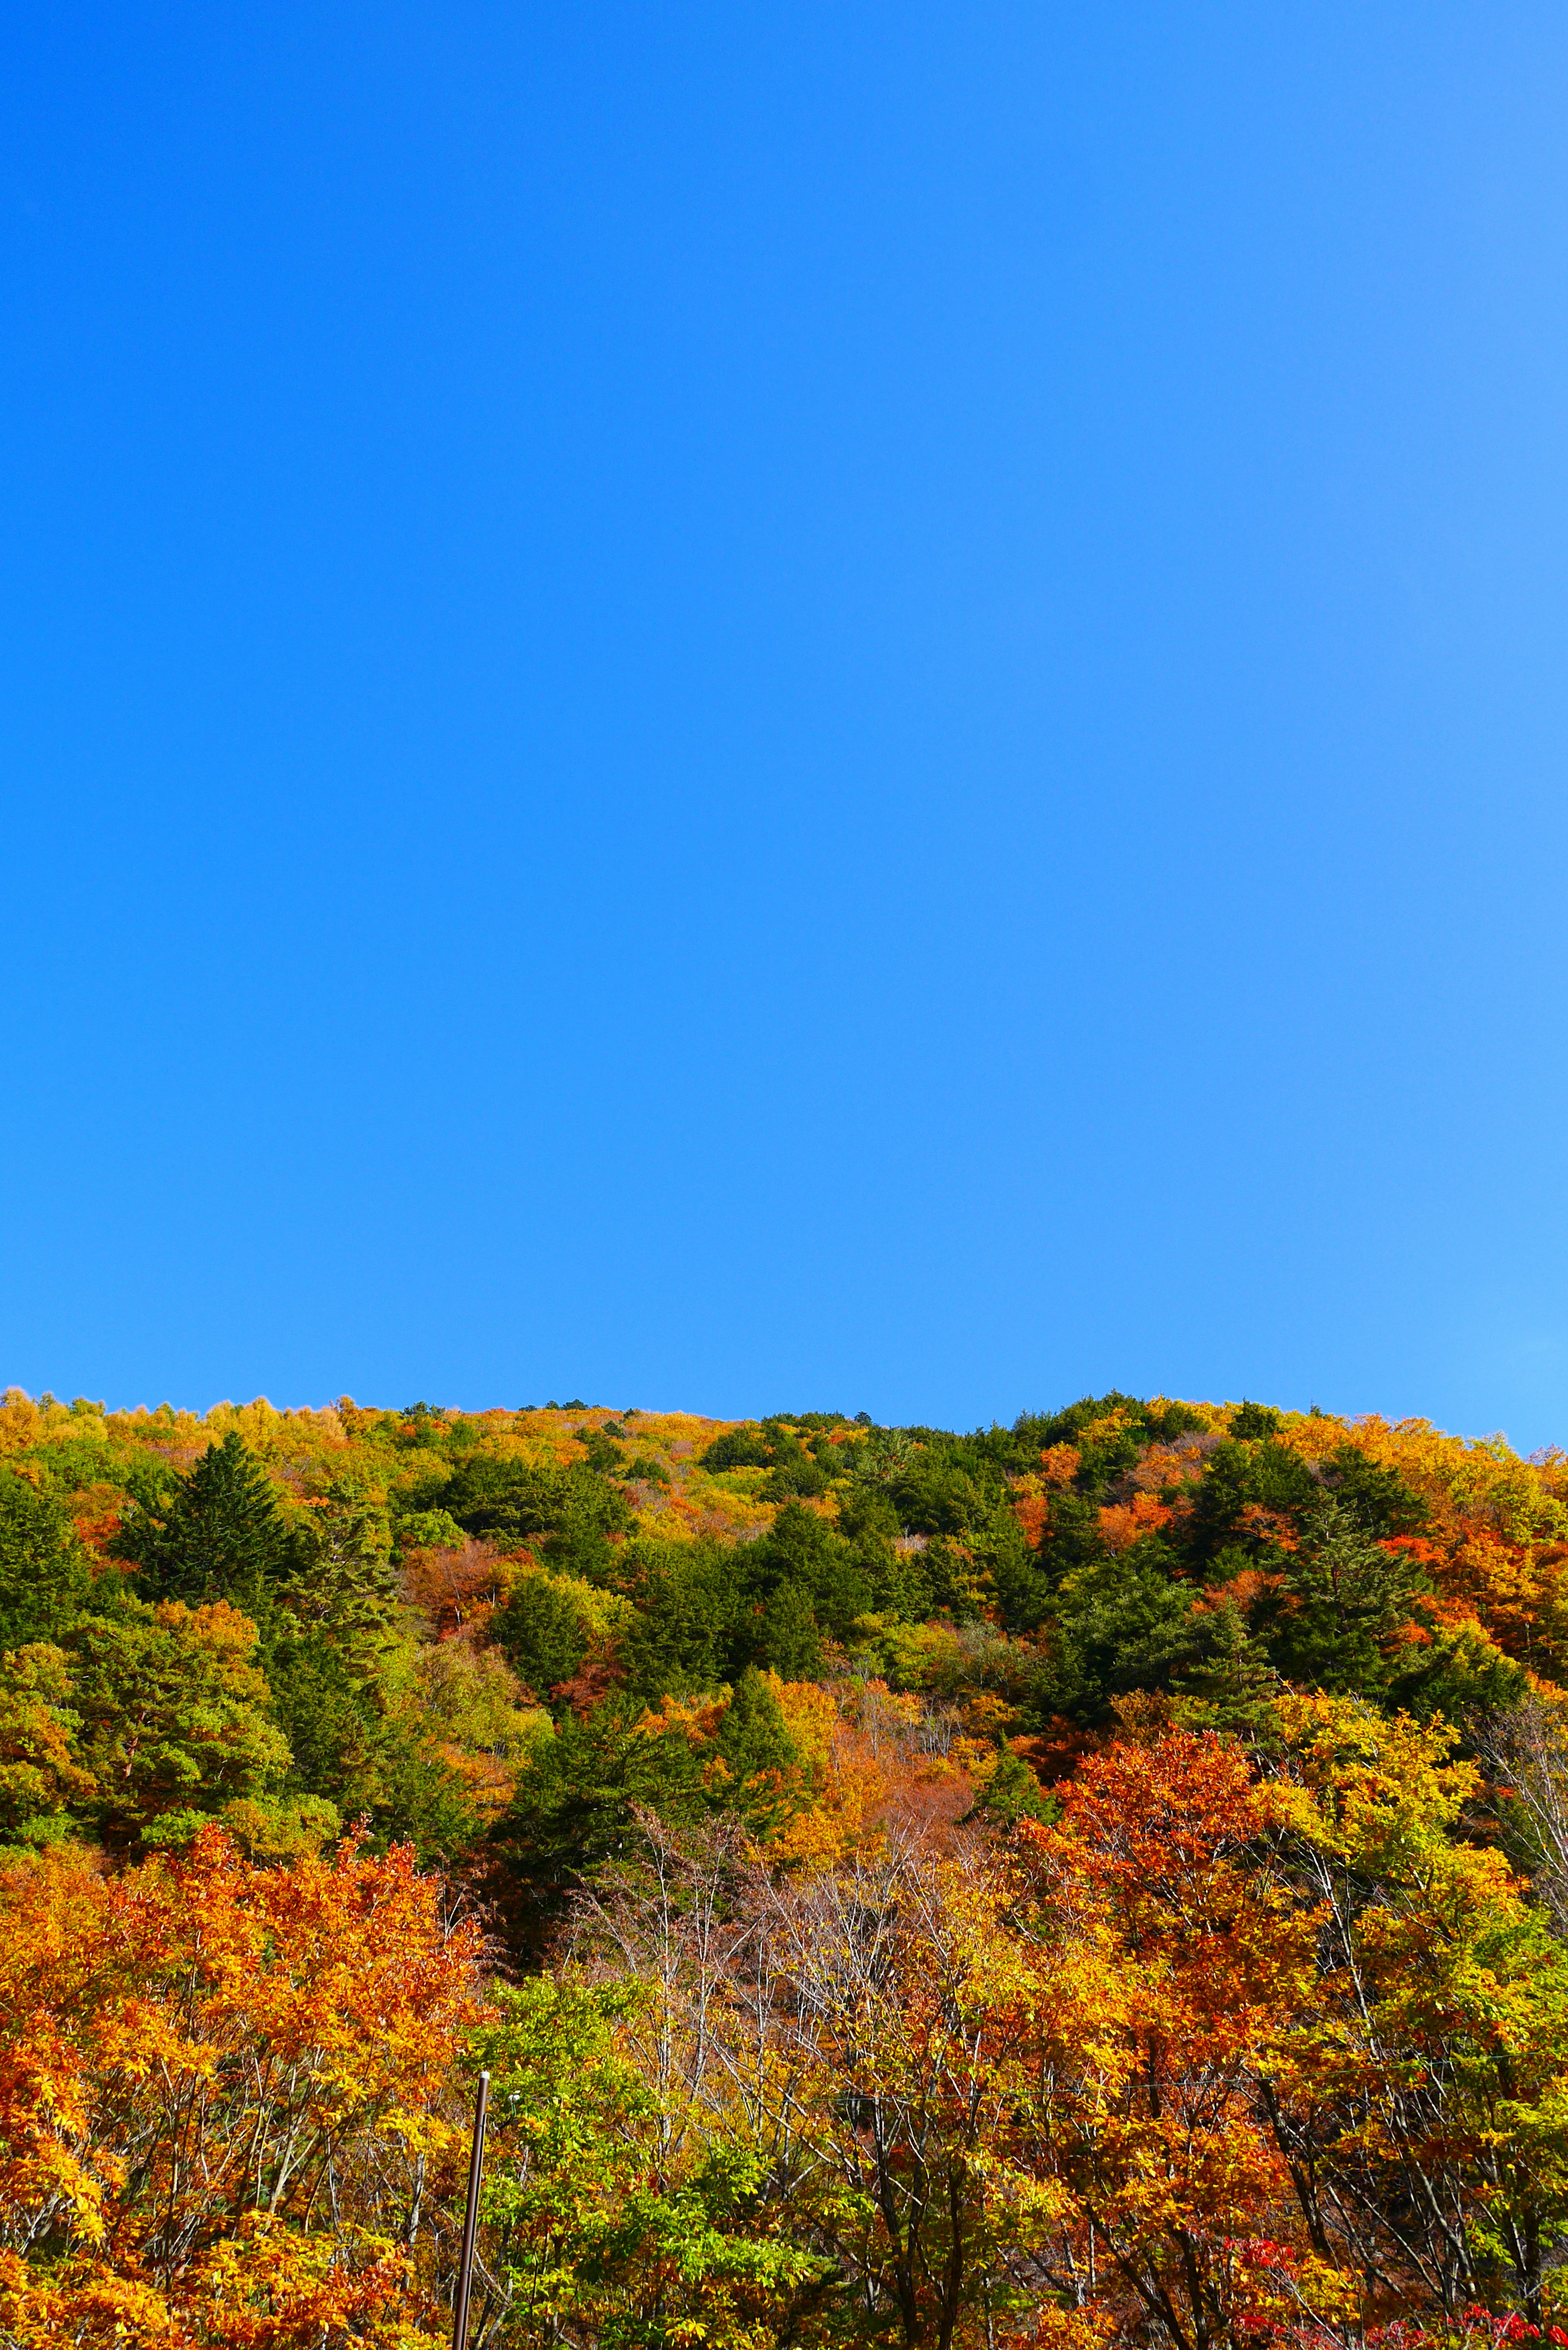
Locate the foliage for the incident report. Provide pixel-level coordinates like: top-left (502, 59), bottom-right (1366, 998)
top-left (62, 1597), bottom-right (291, 1849)
top-left (0, 1467), bottom-right (92, 1651)
top-left (7, 1384), bottom-right (1568, 2343)
top-left (0, 1826), bottom-right (481, 2346)
top-left (112, 1428), bottom-right (291, 1614)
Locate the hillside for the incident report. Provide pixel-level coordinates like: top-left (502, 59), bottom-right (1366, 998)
top-left (5, 1384), bottom-right (1568, 2347)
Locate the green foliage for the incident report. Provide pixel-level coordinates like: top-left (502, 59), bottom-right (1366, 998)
top-left (418, 1640), bottom-right (548, 1758)
top-left (435, 1457), bottom-right (632, 1570)
top-left (1388, 1621), bottom-right (1529, 1723)
top-left (1038, 1544), bottom-right (1203, 1722)
top-left (758, 1503), bottom-right (871, 1641)
top-left (493, 1678), bottom-right (802, 1945)
top-left (1184, 1435), bottom-right (1321, 1559)
top-left (493, 1571), bottom-right (594, 1703)
top-left (701, 1426), bottom-right (775, 1471)
top-left (579, 1428), bottom-right (627, 1476)
top-left (1320, 1440), bottom-right (1432, 1535)
top-left (761, 1452), bottom-right (829, 1500)
top-left (0, 1640), bottom-right (92, 1851)
top-left (390, 1505), bottom-right (466, 1555)
top-left (474, 1977), bottom-right (828, 2348)
top-left (261, 1614), bottom-right (480, 1860)
top-left (61, 1596), bottom-right (290, 1847)
top-left (617, 1509), bottom-right (882, 1701)
top-left (990, 1537), bottom-right (1056, 1636)
top-left (262, 1618), bottom-right (384, 1812)
top-left (0, 1466), bottom-right (92, 1649)
top-left (967, 1741), bottom-right (1055, 1827)
top-left (619, 1541), bottom-right (738, 1704)
top-left (113, 1430), bottom-right (290, 1613)
top-left (624, 1452), bottom-right (670, 1486)
top-left (1270, 1499), bottom-right (1436, 1695)
top-left (216, 1790), bottom-right (343, 1861)
top-left (1171, 1598), bottom-right (1283, 1743)
top-left (281, 1487), bottom-right (398, 1675)
top-left (15, 1432), bottom-right (127, 1492)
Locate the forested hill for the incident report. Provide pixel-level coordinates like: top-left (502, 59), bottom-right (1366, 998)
top-left (8, 1384), bottom-right (1568, 2347)
top-left (0, 1385), bottom-right (1561, 1886)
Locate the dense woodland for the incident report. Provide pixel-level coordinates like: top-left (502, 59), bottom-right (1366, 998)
top-left (7, 1386), bottom-right (1568, 2348)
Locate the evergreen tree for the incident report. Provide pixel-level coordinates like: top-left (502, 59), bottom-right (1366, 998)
top-left (280, 1487), bottom-right (398, 1678)
top-left (0, 1468), bottom-right (92, 1649)
top-left (1272, 1498), bottom-right (1435, 1696)
top-left (1172, 1597), bottom-right (1282, 1744)
top-left (115, 1431), bottom-right (290, 1614)
top-left (492, 1572), bottom-right (592, 1706)
top-left (62, 1597), bottom-right (290, 1848)
top-left (967, 1742), bottom-right (1053, 1827)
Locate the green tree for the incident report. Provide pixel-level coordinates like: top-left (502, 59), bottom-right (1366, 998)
top-left (280, 1485), bottom-right (398, 1676)
top-left (1184, 1435), bottom-right (1320, 1561)
top-left (114, 1430), bottom-right (290, 1614)
top-left (1171, 1596), bottom-right (1283, 1743)
top-left (619, 1540), bottom-right (743, 1704)
top-left (436, 1456), bottom-right (633, 1577)
top-left (263, 1618), bottom-right (384, 1812)
top-left (1040, 1543), bottom-right (1203, 1723)
top-left (472, 1977), bottom-right (827, 2349)
top-left (1272, 1498), bottom-right (1436, 1696)
top-left (493, 1571), bottom-right (593, 1705)
top-left (0, 1641), bottom-right (95, 1850)
top-left (966, 1740), bottom-right (1053, 1828)
top-left (0, 1466), bottom-right (92, 1649)
top-left (61, 1596), bottom-right (290, 1847)
top-left (494, 1681), bottom-right (802, 1949)
top-left (700, 1425), bottom-right (775, 1471)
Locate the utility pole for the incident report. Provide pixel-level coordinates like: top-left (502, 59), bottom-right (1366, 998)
top-left (452, 2070), bottom-right (490, 2350)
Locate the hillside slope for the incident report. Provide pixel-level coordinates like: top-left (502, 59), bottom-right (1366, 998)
top-left (7, 1386), bottom-right (1568, 2346)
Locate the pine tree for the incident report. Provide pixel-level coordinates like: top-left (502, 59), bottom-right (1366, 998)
top-left (1172, 1596), bottom-right (1282, 1744)
top-left (280, 1487), bottom-right (398, 1680)
top-left (117, 1430), bottom-right (289, 1614)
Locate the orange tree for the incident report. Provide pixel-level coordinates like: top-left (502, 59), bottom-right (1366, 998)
top-left (0, 1826), bottom-right (483, 2347)
top-left (1010, 1729), bottom-right (1316, 2350)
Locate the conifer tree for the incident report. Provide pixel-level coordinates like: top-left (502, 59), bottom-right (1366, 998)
top-left (115, 1430), bottom-right (290, 1615)
top-left (280, 1487), bottom-right (398, 1680)
top-left (0, 1467), bottom-right (91, 1649)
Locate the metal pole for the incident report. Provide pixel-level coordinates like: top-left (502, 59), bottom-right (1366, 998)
top-left (452, 2069), bottom-right (490, 2350)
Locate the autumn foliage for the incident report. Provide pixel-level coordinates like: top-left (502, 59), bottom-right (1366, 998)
top-left (0, 1827), bottom-right (481, 2346)
top-left (8, 1385), bottom-right (1568, 2344)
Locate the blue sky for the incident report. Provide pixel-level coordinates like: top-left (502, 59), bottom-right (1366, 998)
top-left (3, 4), bottom-right (1568, 1443)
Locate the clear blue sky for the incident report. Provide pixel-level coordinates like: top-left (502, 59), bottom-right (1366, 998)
top-left (4, 4), bottom-right (1567, 1444)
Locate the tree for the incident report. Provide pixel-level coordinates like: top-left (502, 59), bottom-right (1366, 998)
top-left (471, 1974), bottom-right (826, 2350)
top-left (1258, 1693), bottom-right (1568, 2327)
top-left (62, 1597), bottom-right (290, 1846)
top-left (0, 1466), bottom-right (91, 1650)
top-left (0, 1642), bottom-right (95, 1851)
top-left (1270, 1499), bottom-right (1437, 1695)
top-left (0, 1826), bottom-right (483, 2344)
top-left (493, 1570), bottom-right (594, 1704)
top-left (435, 1457), bottom-right (632, 1578)
top-left (114, 1429), bottom-right (291, 1614)
top-left (281, 1484), bottom-right (399, 1676)
top-left (493, 1680), bottom-right (808, 1950)
top-left (1012, 1728), bottom-right (1313, 2350)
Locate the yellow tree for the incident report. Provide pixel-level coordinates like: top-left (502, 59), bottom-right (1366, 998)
top-left (0, 1827), bottom-right (483, 2346)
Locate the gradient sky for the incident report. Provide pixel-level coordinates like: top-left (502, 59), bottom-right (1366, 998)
top-left (4, 4), bottom-right (1568, 1444)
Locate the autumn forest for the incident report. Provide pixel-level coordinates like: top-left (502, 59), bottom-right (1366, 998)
top-left (6, 1385), bottom-right (1568, 2350)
